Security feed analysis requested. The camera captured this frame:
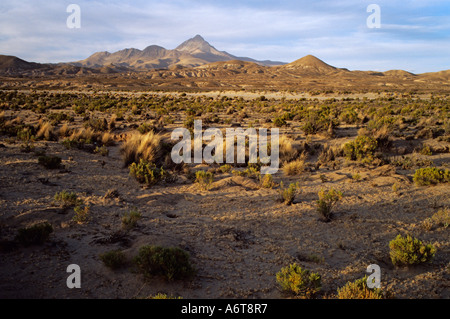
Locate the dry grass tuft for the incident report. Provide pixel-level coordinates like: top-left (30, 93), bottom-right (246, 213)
top-left (283, 159), bottom-right (305, 176)
top-left (36, 121), bottom-right (54, 141)
top-left (121, 131), bottom-right (163, 166)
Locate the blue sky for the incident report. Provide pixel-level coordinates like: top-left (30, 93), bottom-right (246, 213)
top-left (0, 0), bottom-right (449, 73)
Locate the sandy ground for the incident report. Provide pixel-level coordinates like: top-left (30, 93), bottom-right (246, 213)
top-left (0, 134), bottom-right (448, 299)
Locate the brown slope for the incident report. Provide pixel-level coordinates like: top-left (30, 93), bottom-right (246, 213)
top-left (279, 55), bottom-right (340, 74)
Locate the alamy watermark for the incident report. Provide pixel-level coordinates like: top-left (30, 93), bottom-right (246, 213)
top-left (171, 120), bottom-right (280, 175)
top-left (367, 4), bottom-right (381, 29)
top-left (66, 4), bottom-right (81, 29)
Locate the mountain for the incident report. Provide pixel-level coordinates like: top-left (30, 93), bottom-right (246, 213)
top-left (72, 35), bottom-right (285, 70)
top-left (0, 55), bottom-right (44, 73)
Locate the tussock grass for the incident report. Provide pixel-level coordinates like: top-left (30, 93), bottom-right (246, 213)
top-left (121, 131), bottom-right (162, 167)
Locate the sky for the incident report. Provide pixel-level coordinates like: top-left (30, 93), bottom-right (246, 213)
top-left (0, 0), bottom-right (449, 73)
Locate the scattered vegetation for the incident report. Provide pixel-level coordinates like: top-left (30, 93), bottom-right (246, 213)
top-left (73, 205), bottom-right (91, 224)
top-left (54, 190), bottom-right (81, 207)
top-left (129, 159), bottom-right (166, 187)
top-left (38, 155), bottom-right (62, 169)
top-left (121, 209), bottom-right (142, 230)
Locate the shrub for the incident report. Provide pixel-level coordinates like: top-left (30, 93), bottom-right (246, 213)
top-left (413, 167), bottom-right (450, 186)
top-left (195, 171), bottom-right (214, 190)
top-left (343, 135), bottom-right (378, 163)
top-left (218, 164), bottom-right (232, 173)
top-left (122, 209), bottom-right (142, 230)
top-left (129, 159), bottom-right (166, 187)
top-left (133, 245), bottom-right (196, 281)
top-left (276, 263), bottom-right (321, 298)
top-left (316, 188), bottom-right (343, 222)
top-left (94, 145), bottom-right (109, 156)
top-left (54, 191), bottom-right (81, 207)
top-left (430, 208), bottom-right (449, 229)
top-left (15, 222), bottom-right (53, 246)
top-left (278, 182), bottom-right (300, 205)
top-left (273, 117), bottom-right (287, 128)
top-left (337, 276), bottom-right (385, 299)
top-left (73, 205), bottom-right (91, 224)
top-left (260, 174), bottom-right (275, 189)
top-left (38, 155), bottom-right (62, 169)
top-left (100, 250), bottom-right (127, 270)
top-left (282, 159), bottom-right (304, 176)
top-left (389, 234), bottom-right (436, 267)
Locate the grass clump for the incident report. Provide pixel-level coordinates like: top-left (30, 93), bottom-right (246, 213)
top-left (38, 155), bottom-right (62, 169)
top-left (195, 170), bottom-right (214, 190)
top-left (121, 131), bottom-right (163, 167)
top-left (282, 159), bottom-right (304, 176)
top-left (276, 263), bottom-right (321, 298)
top-left (278, 182), bottom-right (300, 205)
top-left (121, 209), bottom-right (142, 230)
top-left (100, 250), bottom-right (127, 270)
top-left (337, 276), bottom-right (386, 299)
top-left (133, 245), bottom-right (196, 281)
top-left (129, 159), bottom-right (166, 187)
top-left (413, 167), bottom-right (450, 186)
top-left (15, 222), bottom-right (53, 246)
top-left (316, 188), bottom-right (343, 222)
top-left (389, 234), bottom-right (436, 267)
top-left (148, 293), bottom-right (182, 299)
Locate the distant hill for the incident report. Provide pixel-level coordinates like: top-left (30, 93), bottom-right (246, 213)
top-left (0, 55), bottom-right (44, 73)
top-left (280, 55), bottom-right (341, 74)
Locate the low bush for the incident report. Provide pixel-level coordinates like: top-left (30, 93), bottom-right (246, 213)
top-left (38, 155), bottom-right (62, 169)
top-left (122, 209), bottom-right (142, 230)
top-left (316, 188), bottom-right (343, 222)
top-left (129, 159), bottom-right (166, 187)
top-left (343, 135), bottom-right (378, 163)
top-left (413, 167), bottom-right (450, 186)
top-left (260, 174), bottom-right (275, 189)
top-left (389, 234), bottom-right (436, 267)
top-left (278, 182), bottom-right (300, 205)
top-left (195, 171), bottom-right (214, 190)
top-left (73, 205), bottom-right (90, 224)
top-left (134, 245), bottom-right (196, 281)
top-left (337, 276), bottom-right (386, 299)
top-left (54, 190), bottom-right (81, 207)
top-left (15, 222), bottom-right (53, 246)
top-left (100, 250), bottom-right (127, 270)
top-left (276, 263), bottom-right (321, 298)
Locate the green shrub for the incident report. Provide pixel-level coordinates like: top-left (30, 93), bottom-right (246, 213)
top-left (278, 182), bottom-right (300, 205)
top-left (134, 245), bottom-right (196, 281)
top-left (195, 170), bottom-right (214, 190)
top-left (389, 234), bottom-right (436, 267)
top-left (122, 209), bottom-right (142, 230)
top-left (276, 263), bottom-right (321, 298)
top-left (316, 188), bottom-right (343, 222)
top-left (218, 164), bottom-right (232, 173)
top-left (38, 155), bottom-right (62, 169)
top-left (15, 222), bottom-right (53, 246)
top-left (413, 167), bottom-right (450, 186)
top-left (129, 159), bottom-right (165, 186)
top-left (260, 174), bottom-right (275, 189)
top-left (430, 208), bottom-right (449, 229)
top-left (94, 145), bottom-right (109, 156)
top-left (100, 250), bottom-right (127, 270)
top-left (343, 135), bottom-right (378, 163)
top-left (273, 117), bottom-right (287, 128)
top-left (337, 276), bottom-right (386, 299)
top-left (54, 190), bottom-right (81, 207)
top-left (73, 205), bottom-right (90, 224)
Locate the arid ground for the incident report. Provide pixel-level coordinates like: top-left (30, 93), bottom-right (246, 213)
top-left (0, 87), bottom-right (448, 299)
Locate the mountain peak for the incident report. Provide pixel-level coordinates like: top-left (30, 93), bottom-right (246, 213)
top-left (282, 55), bottom-right (337, 74)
